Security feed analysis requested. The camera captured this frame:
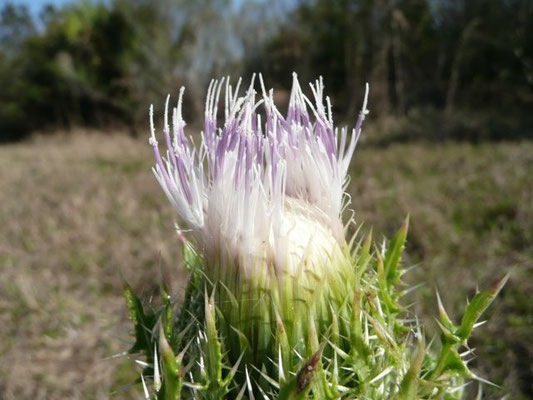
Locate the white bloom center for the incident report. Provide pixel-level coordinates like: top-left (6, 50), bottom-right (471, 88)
top-left (237, 198), bottom-right (342, 284)
top-left (276, 199), bottom-right (342, 276)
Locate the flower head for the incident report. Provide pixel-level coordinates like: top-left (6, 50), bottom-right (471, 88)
top-left (129, 74), bottom-right (503, 399)
top-left (149, 73), bottom-right (368, 286)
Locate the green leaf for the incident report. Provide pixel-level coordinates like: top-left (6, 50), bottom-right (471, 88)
top-left (456, 274), bottom-right (509, 340)
top-left (123, 283), bottom-right (156, 355)
top-left (384, 216), bottom-right (409, 285)
top-left (442, 348), bottom-right (470, 376)
top-left (357, 230), bottom-right (373, 274)
top-left (275, 312), bottom-right (290, 382)
top-left (222, 351), bottom-right (245, 387)
top-left (161, 282), bottom-right (173, 344)
top-left (399, 334), bottom-right (425, 400)
top-left (204, 289), bottom-right (223, 383)
top-left (183, 242), bottom-right (201, 272)
top-left (436, 291), bottom-right (455, 332)
top-left (376, 254), bottom-right (400, 313)
top-left (349, 289), bottom-right (371, 361)
top-left (159, 327), bottom-right (182, 400)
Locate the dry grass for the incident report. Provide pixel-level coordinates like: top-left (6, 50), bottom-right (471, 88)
top-left (0, 131), bottom-right (531, 399)
top-left (350, 141), bottom-right (533, 399)
top-left (0, 131), bottom-right (186, 399)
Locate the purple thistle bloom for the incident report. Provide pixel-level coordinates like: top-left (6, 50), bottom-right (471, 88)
top-left (150, 73), bottom-right (369, 280)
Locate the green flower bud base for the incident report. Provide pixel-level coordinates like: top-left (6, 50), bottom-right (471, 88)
top-left (121, 218), bottom-right (508, 399)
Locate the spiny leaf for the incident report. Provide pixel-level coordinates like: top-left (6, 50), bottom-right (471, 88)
top-left (456, 274), bottom-right (509, 340)
top-left (435, 318), bottom-right (461, 345)
top-left (349, 289), bottom-right (371, 361)
top-left (161, 282), bottom-right (173, 344)
top-left (436, 291), bottom-right (455, 332)
top-left (376, 253), bottom-right (400, 313)
top-left (231, 326), bottom-right (252, 366)
top-left (442, 348), bottom-right (470, 376)
top-left (306, 322), bottom-right (332, 400)
top-left (159, 326), bottom-right (182, 400)
top-left (357, 229), bottom-right (373, 275)
top-left (204, 289), bottom-right (223, 383)
top-left (222, 351), bottom-right (245, 387)
top-left (367, 314), bottom-right (400, 355)
top-left (399, 333), bottom-right (425, 400)
top-left (275, 312), bottom-right (290, 382)
top-left (123, 283), bottom-right (156, 354)
top-left (384, 216), bottom-right (409, 285)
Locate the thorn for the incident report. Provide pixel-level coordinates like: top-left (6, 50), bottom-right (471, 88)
top-left (471, 372), bottom-right (500, 388)
top-left (401, 282), bottom-right (425, 296)
top-left (449, 381), bottom-right (472, 394)
top-left (245, 366), bottom-right (256, 400)
top-left (476, 383), bottom-right (483, 400)
top-left (103, 350), bottom-right (130, 360)
top-left (460, 348), bottom-right (476, 357)
top-left (135, 360), bottom-right (150, 368)
top-left (473, 320), bottom-right (487, 329)
top-left (141, 374), bottom-right (150, 400)
top-left (154, 343), bottom-right (161, 392)
top-left (436, 290), bottom-right (447, 316)
top-left (491, 273), bottom-right (511, 295)
top-left (278, 345), bottom-right (285, 382)
top-left (369, 366), bottom-right (393, 384)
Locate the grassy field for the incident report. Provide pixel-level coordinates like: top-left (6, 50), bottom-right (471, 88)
top-left (0, 131), bottom-right (531, 399)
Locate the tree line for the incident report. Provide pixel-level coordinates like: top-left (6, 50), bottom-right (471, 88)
top-left (0, 0), bottom-right (531, 141)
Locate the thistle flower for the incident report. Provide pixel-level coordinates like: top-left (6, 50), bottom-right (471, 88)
top-left (129, 74), bottom-right (506, 399)
top-left (148, 73), bottom-right (371, 390)
top-left (149, 73), bottom-right (368, 289)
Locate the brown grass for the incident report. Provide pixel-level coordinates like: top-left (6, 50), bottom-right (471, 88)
top-left (0, 131), bottom-right (531, 399)
top-left (0, 131), bottom-right (187, 399)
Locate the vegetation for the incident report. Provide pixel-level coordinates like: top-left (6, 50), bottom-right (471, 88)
top-left (0, 132), bottom-right (530, 399)
top-left (124, 217), bottom-right (507, 399)
top-left (0, 0), bottom-right (531, 141)
top-left (0, 0), bottom-right (531, 398)
top-left (0, 0), bottom-right (238, 139)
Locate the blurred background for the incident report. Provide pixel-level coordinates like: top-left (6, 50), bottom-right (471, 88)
top-left (0, 0), bottom-right (531, 398)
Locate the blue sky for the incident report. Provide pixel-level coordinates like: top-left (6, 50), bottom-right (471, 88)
top-left (4, 0), bottom-right (75, 13)
top-left (4, 0), bottom-right (250, 17)
top-left (4, 0), bottom-right (249, 9)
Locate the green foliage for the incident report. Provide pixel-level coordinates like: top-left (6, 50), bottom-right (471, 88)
top-left (2, 0), bottom-right (532, 141)
top-left (251, 0), bottom-right (533, 118)
top-left (0, 0), bottom-right (201, 141)
top-left (0, 0), bottom-right (245, 141)
top-left (0, 1), bottom-right (141, 140)
top-left (364, 106), bottom-right (533, 144)
top-left (0, 3), bottom-right (35, 55)
top-left (123, 219), bottom-right (507, 398)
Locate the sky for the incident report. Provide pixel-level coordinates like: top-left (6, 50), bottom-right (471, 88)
top-left (3, 0), bottom-right (250, 18)
top-left (3, 0), bottom-right (76, 16)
